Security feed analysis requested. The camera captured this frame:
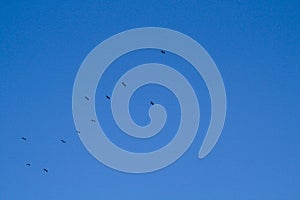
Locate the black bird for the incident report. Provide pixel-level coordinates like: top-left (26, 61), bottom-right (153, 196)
top-left (121, 82), bottom-right (126, 87)
top-left (106, 95), bottom-right (110, 100)
top-left (161, 50), bottom-right (166, 54)
top-left (60, 139), bottom-right (66, 143)
top-left (43, 168), bottom-right (48, 173)
top-left (150, 101), bottom-right (154, 105)
top-left (91, 119), bottom-right (96, 122)
top-left (85, 96), bottom-right (90, 101)
top-left (76, 130), bottom-right (80, 134)
top-left (26, 163), bottom-right (31, 167)
top-left (21, 137), bottom-right (27, 141)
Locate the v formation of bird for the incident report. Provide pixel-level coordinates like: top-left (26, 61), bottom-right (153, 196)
top-left (23, 50), bottom-right (164, 173)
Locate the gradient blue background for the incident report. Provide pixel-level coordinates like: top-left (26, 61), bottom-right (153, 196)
top-left (1, 1), bottom-right (299, 199)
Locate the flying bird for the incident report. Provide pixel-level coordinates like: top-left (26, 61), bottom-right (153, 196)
top-left (121, 82), bottom-right (126, 87)
top-left (85, 96), bottom-right (90, 101)
top-left (43, 168), bottom-right (48, 173)
top-left (150, 101), bottom-right (154, 105)
top-left (60, 139), bottom-right (66, 143)
top-left (161, 50), bottom-right (166, 54)
top-left (91, 119), bottom-right (96, 122)
top-left (26, 163), bottom-right (31, 167)
top-left (106, 95), bottom-right (110, 100)
top-left (76, 130), bottom-right (80, 134)
top-left (21, 137), bottom-right (27, 141)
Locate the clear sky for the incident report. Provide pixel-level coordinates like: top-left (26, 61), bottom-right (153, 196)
top-left (0, 1), bottom-right (299, 199)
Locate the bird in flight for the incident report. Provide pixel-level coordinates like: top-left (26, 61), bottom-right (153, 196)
top-left (106, 95), bottom-right (110, 100)
top-left (21, 137), bottom-right (27, 141)
top-left (60, 139), bottom-right (66, 144)
top-left (161, 50), bottom-right (166, 54)
top-left (43, 168), bottom-right (48, 173)
top-left (85, 96), bottom-right (90, 101)
top-left (91, 119), bottom-right (96, 122)
top-left (26, 163), bottom-right (31, 167)
top-left (121, 82), bottom-right (126, 87)
top-left (150, 101), bottom-right (154, 105)
top-left (76, 130), bottom-right (80, 134)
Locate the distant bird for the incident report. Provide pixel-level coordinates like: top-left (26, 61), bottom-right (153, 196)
top-left (121, 82), bottom-right (126, 87)
top-left (91, 119), bottom-right (96, 122)
top-left (150, 101), bottom-right (154, 105)
top-left (161, 50), bottom-right (166, 54)
top-left (21, 137), bottom-right (27, 141)
top-left (106, 95), bottom-right (110, 100)
top-left (85, 96), bottom-right (90, 101)
top-left (60, 139), bottom-right (66, 143)
top-left (76, 130), bottom-right (80, 134)
top-left (43, 168), bottom-right (48, 173)
top-left (26, 163), bottom-right (31, 167)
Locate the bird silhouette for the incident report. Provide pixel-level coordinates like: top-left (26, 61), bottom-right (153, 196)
top-left (91, 119), bottom-right (96, 122)
top-left (161, 50), bottom-right (166, 54)
top-left (150, 101), bottom-right (154, 105)
top-left (60, 139), bottom-right (66, 143)
top-left (106, 95), bottom-right (110, 100)
top-left (121, 82), bottom-right (126, 87)
top-left (21, 137), bottom-right (27, 141)
top-left (26, 163), bottom-right (31, 167)
top-left (85, 96), bottom-right (90, 101)
top-left (43, 168), bottom-right (48, 173)
top-left (76, 130), bottom-right (80, 134)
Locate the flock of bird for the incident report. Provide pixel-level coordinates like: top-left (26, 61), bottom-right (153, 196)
top-left (22, 49), bottom-right (165, 173)
top-left (21, 136), bottom-right (66, 173)
top-left (85, 49), bottom-right (165, 121)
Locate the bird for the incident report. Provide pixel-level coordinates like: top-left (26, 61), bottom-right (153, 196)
top-left (106, 95), bottom-right (110, 100)
top-left (43, 168), bottom-right (48, 173)
top-left (150, 101), bottom-right (154, 105)
top-left (85, 96), bottom-right (90, 101)
top-left (21, 137), bottom-right (27, 141)
top-left (26, 163), bottom-right (31, 167)
top-left (121, 82), bottom-right (126, 87)
top-left (60, 139), bottom-right (66, 143)
top-left (91, 119), bottom-right (96, 122)
top-left (161, 50), bottom-right (166, 54)
top-left (76, 130), bottom-right (80, 134)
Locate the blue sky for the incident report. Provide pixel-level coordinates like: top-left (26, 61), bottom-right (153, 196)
top-left (0, 1), bottom-right (299, 199)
